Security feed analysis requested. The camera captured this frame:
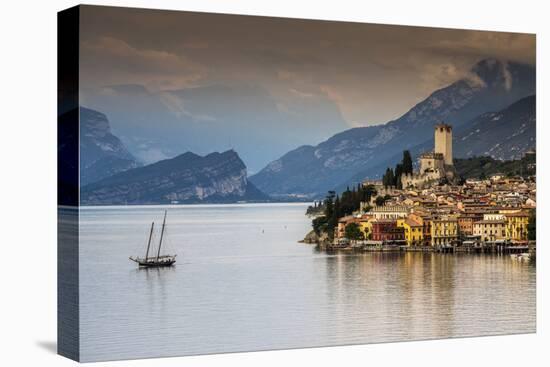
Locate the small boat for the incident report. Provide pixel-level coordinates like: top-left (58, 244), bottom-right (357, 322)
top-left (130, 210), bottom-right (176, 267)
top-left (510, 253), bottom-right (531, 262)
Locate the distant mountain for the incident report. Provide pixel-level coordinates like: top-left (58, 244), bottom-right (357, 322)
top-left (80, 107), bottom-right (140, 185)
top-left (339, 94), bottom-right (537, 193)
top-left (80, 150), bottom-right (269, 205)
top-left (81, 83), bottom-right (349, 172)
top-left (249, 59), bottom-right (536, 199)
top-left (454, 95), bottom-right (535, 160)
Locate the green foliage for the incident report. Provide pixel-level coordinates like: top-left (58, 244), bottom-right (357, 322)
top-left (394, 163), bottom-right (403, 189)
top-left (382, 150), bottom-right (413, 189)
top-left (363, 184), bottom-right (377, 205)
top-left (402, 150), bottom-right (413, 175)
top-left (312, 215), bottom-right (328, 236)
top-left (306, 200), bottom-right (325, 215)
top-left (454, 153), bottom-right (536, 180)
top-left (310, 184), bottom-right (379, 237)
top-left (328, 195), bottom-right (341, 238)
top-left (344, 222), bottom-right (364, 241)
top-left (382, 167), bottom-right (395, 188)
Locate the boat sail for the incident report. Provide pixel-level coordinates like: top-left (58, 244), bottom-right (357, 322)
top-left (129, 210), bottom-right (176, 267)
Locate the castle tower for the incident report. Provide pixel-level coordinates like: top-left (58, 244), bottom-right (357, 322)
top-left (434, 123), bottom-right (453, 165)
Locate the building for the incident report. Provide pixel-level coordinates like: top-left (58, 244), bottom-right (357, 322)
top-left (457, 213), bottom-right (483, 237)
top-left (337, 215), bottom-right (374, 240)
top-left (358, 217), bottom-right (374, 240)
top-left (430, 217), bottom-right (458, 246)
top-left (369, 205), bottom-right (410, 220)
top-left (483, 213), bottom-right (505, 221)
top-left (409, 212), bottom-right (432, 245)
top-left (371, 220), bottom-right (405, 242)
top-left (473, 220), bottom-right (507, 242)
top-left (397, 217), bottom-right (423, 246)
top-left (402, 123), bottom-right (457, 189)
top-left (504, 212), bottom-right (529, 242)
top-left (434, 123), bottom-right (453, 165)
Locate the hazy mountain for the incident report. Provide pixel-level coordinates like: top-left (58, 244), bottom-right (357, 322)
top-left (79, 107), bottom-right (140, 185)
top-left (454, 95), bottom-right (535, 160)
top-left (249, 59), bottom-right (535, 199)
top-left (81, 83), bottom-right (349, 173)
top-left (340, 94), bottom-right (536, 193)
top-left (80, 150), bottom-right (269, 205)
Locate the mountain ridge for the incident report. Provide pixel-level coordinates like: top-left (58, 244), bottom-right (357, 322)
top-left (80, 149), bottom-right (269, 205)
top-left (79, 107), bottom-right (141, 185)
top-left (249, 58), bottom-right (536, 199)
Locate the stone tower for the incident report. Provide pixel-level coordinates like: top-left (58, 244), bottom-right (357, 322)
top-left (434, 123), bottom-right (453, 166)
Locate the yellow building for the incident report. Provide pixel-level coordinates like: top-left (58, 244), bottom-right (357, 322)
top-left (504, 212), bottom-right (529, 242)
top-left (358, 218), bottom-right (374, 240)
top-left (473, 220), bottom-right (506, 242)
top-left (397, 217), bottom-right (423, 246)
top-left (337, 215), bottom-right (374, 240)
top-left (430, 218), bottom-right (458, 246)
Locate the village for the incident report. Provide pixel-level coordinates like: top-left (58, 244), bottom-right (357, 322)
top-left (312, 124), bottom-right (536, 257)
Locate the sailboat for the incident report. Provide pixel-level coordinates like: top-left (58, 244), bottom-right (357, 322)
top-left (129, 210), bottom-right (176, 267)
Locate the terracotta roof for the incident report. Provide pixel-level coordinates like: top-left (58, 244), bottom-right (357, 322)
top-left (405, 218), bottom-right (422, 227)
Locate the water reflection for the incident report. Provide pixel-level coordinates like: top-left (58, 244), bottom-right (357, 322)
top-left (78, 204), bottom-right (535, 362)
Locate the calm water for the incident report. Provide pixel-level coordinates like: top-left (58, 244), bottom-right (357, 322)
top-left (76, 204), bottom-right (535, 362)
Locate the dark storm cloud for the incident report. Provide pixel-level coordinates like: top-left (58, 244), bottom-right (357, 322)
top-left (79, 5), bottom-right (535, 126)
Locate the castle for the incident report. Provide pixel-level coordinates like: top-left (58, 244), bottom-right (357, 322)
top-left (401, 123), bottom-right (457, 189)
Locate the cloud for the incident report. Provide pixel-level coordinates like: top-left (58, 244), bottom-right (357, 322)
top-left (134, 147), bottom-right (171, 164)
top-left (502, 62), bottom-right (513, 91)
top-left (81, 36), bottom-right (207, 90)
top-left (79, 7), bottom-right (535, 127)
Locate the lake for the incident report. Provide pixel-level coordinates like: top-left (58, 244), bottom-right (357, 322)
top-left (75, 203), bottom-right (535, 362)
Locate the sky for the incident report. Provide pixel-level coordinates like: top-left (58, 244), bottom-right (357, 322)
top-left (78, 5), bottom-right (535, 170)
top-left (80, 5), bottom-right (534, 127)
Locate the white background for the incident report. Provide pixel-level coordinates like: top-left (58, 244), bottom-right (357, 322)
top-left (1, 0), bottom-right (548, 365)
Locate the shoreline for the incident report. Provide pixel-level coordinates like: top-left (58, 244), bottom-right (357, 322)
top-left (302, 237), bottom-right (536, 257)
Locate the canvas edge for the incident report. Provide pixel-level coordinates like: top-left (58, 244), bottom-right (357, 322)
top-left (57, 4), bottom-right (81, 362)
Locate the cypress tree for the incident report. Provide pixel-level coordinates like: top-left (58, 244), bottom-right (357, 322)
top-left (402, 150), bottom-right (413, 174)
top-left (394, 164), bottom-right (403, 189)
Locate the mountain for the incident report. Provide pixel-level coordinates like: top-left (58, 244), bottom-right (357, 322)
top-left (339, 94), bottom-right (536, 193)
top-left (454, 151), bottom-right (536, 179)
top-left (79, 107), bottom-right (140, 185)
top-left (80, 150), bottom-right (269, 205)
top-left (453, 95), bottom-right (535, 160)
top-left (81, 83), bottom-right (349, 172)
top-left (249, 59), bottom-right (535, 199)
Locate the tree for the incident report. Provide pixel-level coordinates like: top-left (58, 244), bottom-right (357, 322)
top-left (312, 216), bottom-right (328, 236)
top-left (325, 194), bottom-right (340, 240)
top-left (402, 150), bottom-right (413, 175)
top-left (383, 167), bottom-right (395, 188)
top-left (324, 191), bottom-right (335, 219)
top-left (345, 222), bottom-right (364, 242)
top-left (375, 194), bottom-right (391, 207)
top-left (394, 163), bottom-right (403, 189)
top-left (364, 184), bottom-right (377, 204)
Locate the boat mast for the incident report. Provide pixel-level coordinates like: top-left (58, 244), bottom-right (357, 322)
top-left (157, 210), bottom-right (167, 261)
top-left (145, 222), bottom-right (155, 260)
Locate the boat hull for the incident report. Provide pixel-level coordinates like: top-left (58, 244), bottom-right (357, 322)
top-left (129, 256), bottom-right (176, 267)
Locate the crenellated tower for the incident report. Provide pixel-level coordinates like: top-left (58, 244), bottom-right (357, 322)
top-left (434, 123), bottom-right (453, 166)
